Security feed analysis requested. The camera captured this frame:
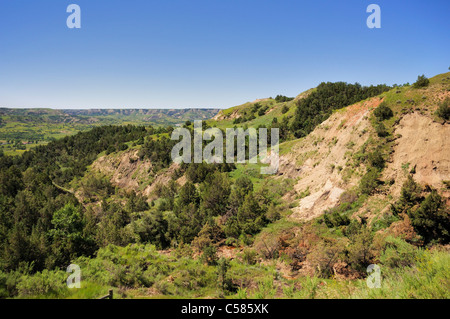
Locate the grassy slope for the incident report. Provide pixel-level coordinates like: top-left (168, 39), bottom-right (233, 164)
top-left (8, 242), bottom-right (448, 299)
top-left (208, 98), bottom-right (297, 130)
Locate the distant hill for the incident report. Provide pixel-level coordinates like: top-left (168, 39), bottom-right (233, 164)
top-left (0, 107), bottom-right (220, 155)
top-left (64, 108), bottom-right (219, 118)
top-left (0, 108), bottom-right (220, 124)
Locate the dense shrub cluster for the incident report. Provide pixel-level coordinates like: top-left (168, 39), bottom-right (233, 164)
top-left (373, 102), bottom-right (393, 121)
top-left (392, 175), bottom-right (450, 245)
top-left (412, 74), bottom-right (430, 88)
top-left (291, 82), bottom-right (390, 138)
top-left (0, 125), bottom-right (173, 272)
top-left (274, 95), bottom-right (294, 103)
top-left (435, 97), bottom-right (450, 120)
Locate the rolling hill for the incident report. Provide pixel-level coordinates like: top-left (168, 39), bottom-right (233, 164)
top-left (0, 108), bottom-right (220, 156)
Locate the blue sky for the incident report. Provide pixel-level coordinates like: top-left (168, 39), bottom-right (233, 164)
top-left (0, 0), bottom-right (449, 109)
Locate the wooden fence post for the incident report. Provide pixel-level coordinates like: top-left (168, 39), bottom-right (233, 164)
top-left (98, 289), bottom-right (113, 299)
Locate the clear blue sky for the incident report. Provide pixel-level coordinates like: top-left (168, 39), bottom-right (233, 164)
top-left (0, 0), bottom-right (449, 109)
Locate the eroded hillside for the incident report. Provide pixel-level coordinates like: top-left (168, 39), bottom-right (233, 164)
top-left (279, 97), bottom-right (383, 221)
top-left (384, 112), bottom-right (450, 196)
top-left (277, 73), bottom-right (450, 225)
top-left (81, 72), bottom-right (450, 228)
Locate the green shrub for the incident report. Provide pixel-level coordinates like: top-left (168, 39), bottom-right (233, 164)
top-left (252, 278), bottom-right (277, 299)
top-left (235, 287), bottom-right (248, 299)
top-left (236, 193), bottom-right (267, 235)
top-left (435, 97), bottom-right (450, 120)
top-left (375, 121), bottom-right (389, 137)
top-left (408, 190), bottom-right (450, 245)
top-left (380, 236), bottom-right (420, 268)
top-left (0, 271), bottom-right (21, 298)
top-left (275, 95), bottom-right (294, 103)
top-left (323, 210), bottom-right (350, 228)
top-left (241, 248), bottom-right (258, 265)
top-left (258, 106), bottom-right (268, 116)
top-left (265, 204), bottom-right (281, 222)
top-left (216, 258), bottom-right (232, 292)
top-left (201, 245), bottom-right (218, 266)
top-left (346, 226), bottom-right (374, 272)
top-left (399, 175), bottom-right (422, 206)
top-left (359, 168), bottom-right (380, 195)
top-left (371, 213), bottom-right (399, 231)
top-left (368, 150), bottom-right (385, 169)
top-left (106, 145), bottom-right (116, 155)
top-left (412, 74), bottom-right (430, 88)
top-left (16, 269), bottom-right (67, 297)
top-left (373, 102), bottom-right (393, 121)
top-left (119, 143), bottom-right (128, 151)
top-left (391, 174), bottom-right (423, 217)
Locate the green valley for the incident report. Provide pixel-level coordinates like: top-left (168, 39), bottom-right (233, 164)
top-left (0, 108), bottom-right (219, 156)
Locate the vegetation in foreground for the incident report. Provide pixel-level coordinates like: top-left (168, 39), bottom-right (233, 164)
top-left (1, 242), bottom-right (448, 299)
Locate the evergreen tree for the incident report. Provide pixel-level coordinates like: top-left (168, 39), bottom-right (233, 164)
top-left (409, 190), bottom-right (450, 245)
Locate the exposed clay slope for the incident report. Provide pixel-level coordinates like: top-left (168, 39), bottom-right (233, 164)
top-left (91, 149), bottom-right (152, 191)
top-left (384, 112), bottom-right (450, 197)
top-left (279, 73), bottom-right (450, 222)
top-left (279, 97), bottom-right (384, 221)
top-left (90, 148), bottom-right (184, 200)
